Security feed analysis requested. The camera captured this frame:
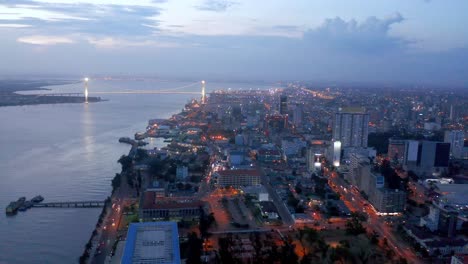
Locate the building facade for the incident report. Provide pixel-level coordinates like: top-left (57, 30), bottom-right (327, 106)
top-left (333, 107), bottom-right (369, 148)
top-left (444, 130), bottom-right (465, 159)
top-left (215, 169), bottom-right (262, 187)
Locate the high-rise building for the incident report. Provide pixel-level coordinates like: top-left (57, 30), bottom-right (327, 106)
top-left (418, 141), bottom-right (450, 173)
top-left (279, 95), bottom-right (288, 115)
top-left (444, 130), bottom-right (465, 159)
top-left (388, 139), bottom-right (407, 165)
top-left (356, 168), bottom-right (406, 214)
top-left (292, 104), bottom-right (303, 126)
top-left (332, 141), bottom-right (341, 167)
top-left (333, 107), bottom-right (369, 148)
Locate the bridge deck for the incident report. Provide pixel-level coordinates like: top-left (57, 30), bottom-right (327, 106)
top-left (32, 201), bottom-right (105, 208)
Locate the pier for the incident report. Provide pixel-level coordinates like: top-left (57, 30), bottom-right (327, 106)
top-left (32, 200), bottom-right (105, 208)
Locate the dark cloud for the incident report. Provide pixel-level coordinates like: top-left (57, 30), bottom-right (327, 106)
top-left (195, 0), bottom-right (238, 12)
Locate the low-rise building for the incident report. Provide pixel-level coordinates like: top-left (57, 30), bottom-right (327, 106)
top-left (140, 190), bottom-right (206, 221)
top-left (451, 254), bottom-right (468, 264)
top-left (257, 149), bottom-right (282, 163)
top-left (259, 201), bottom-right (279, 220)
top-left (420, 184), bottom-right (468, 237)
top-left (176, 165), bottom-right (188, 180)
top-left (215, 169), bottom-right (262, 187)
top-left (404, 225), bottom-right (468, 256)
top-left (241, 185), bottom-right (269, 201)
top-left (121, 222), bottom-right (181, 264)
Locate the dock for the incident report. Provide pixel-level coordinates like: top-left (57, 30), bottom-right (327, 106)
top-left (32, 201), bottom-right (105, 208)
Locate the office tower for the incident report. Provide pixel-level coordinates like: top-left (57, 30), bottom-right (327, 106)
top-left (333, 107), bottom-right (369, 148)
top-left (280, 95), bottom-right (288, 115)
top-left (444, 130), bottom-right (465, 159)
top-left (292, 104), bottom-right (303, 126)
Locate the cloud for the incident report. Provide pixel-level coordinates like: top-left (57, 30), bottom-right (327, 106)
top-left (195, 0), bottom-right (237, 12)
top-left (17, 35), bottom-right (74, 45)
top-left (303, 12), bottom-right (406, 53)
top-left (0, 2), bottom-right (163, 35)
top-left (0, 23), bottom-right (31, 28)
top-left (87, 37), bottom-right (179, 49)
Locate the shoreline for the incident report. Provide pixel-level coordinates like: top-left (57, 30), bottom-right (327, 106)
top-left (0, 79), bottom-right (102, 107)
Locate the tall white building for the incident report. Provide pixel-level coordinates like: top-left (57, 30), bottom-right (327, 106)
top-left (333, 107), bottom-right (369, 148)
top-left (444, 130), bottom-right (465, 159)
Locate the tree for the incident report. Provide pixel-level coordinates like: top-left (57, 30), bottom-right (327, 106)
top-left (186, 232), bottom-right (202, 264)
top-left (148, 158), bottom-right (164, 176)
top-left (295, 183), bottom-right (303, 194)
top-left (111, 173), bottom-right (121, 189)
top-left (280, 242), bottom-right (299, 264)
top-left (134, 148), bottom-right (148, 162)
top-left (118, 155), bottom-right (133, 172)
top-left (370, 231), bottom-right (379, 245)
top-left (345, 215), bottom-right (366, 235)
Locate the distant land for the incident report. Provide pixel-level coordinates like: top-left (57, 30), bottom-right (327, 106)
top-left (0, 79), bottom-right (101, 107)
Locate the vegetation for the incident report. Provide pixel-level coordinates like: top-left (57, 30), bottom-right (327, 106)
top-left (111, 173), bottom-right (121, 190)
top-left (345, 214), bottom-right (366, 235)
top-left (134, 148), bottom-right (149, 162)
top-left (118, 155), bottom-right (133, 172)
top-left (184, 232), bottom-right (202, 264)
top-left (199, 209), bottom-right (215, 238)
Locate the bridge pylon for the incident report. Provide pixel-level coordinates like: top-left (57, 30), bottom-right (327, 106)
top-left (201, 80), bottom-right (206, 104)
top-left (84, 77), bottom-right (89, 103)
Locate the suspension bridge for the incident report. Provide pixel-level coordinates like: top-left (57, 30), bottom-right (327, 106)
top-left (38, 79), bottom-right (207, 104)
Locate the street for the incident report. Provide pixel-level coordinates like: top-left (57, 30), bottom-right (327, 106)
top-left (328, 171), bottom-right (422, 264)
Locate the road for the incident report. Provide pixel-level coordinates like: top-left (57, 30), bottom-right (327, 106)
top-left (328, 171), bottom-right (422, 264)
top-left (259, 167), bottom-right (295, 226)
top-left (90, 172), bottom-right (137, 264)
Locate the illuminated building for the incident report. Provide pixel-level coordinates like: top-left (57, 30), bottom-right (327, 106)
top-left (215, 169), bottom-right (262, 187)
top-left (333, 107), bottom-right (369, 148)
top-left (332, 141), bottom-right (341, 167)
top-left (279, 95), bottom-right (288, 115)
top-left (444, 130), bottom-right (464, 159)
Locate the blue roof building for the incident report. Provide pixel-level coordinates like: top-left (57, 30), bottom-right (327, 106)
top-left (121, 222), bottom-right (181, 264)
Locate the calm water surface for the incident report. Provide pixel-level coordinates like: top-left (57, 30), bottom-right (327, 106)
top-left (0, 79), bottom-right (274, 264)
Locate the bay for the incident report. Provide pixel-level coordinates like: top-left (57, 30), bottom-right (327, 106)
top-left (0, 78), bottom-right (273, 264)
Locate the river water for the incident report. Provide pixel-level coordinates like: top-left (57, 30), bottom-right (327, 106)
top-left (0, 79), bottom-right (273, 264)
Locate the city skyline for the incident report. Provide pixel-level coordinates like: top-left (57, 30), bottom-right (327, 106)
top-left (0, 0), bottom-right (467, 85)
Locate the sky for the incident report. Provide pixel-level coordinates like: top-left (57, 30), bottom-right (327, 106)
top-left (0, 0), bottom-right (467, 85)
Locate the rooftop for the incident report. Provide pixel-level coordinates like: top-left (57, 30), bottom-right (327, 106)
top-left (142, 191), bottom-right (205, 210)
top-left (216, 169), bottom-right (263, 177)
top-left (435, 184), bottom-right (468, 205)
top-left (121, 222), bottom-right (180, 264)
top-left (338, 107), bottom-right (366, 114)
